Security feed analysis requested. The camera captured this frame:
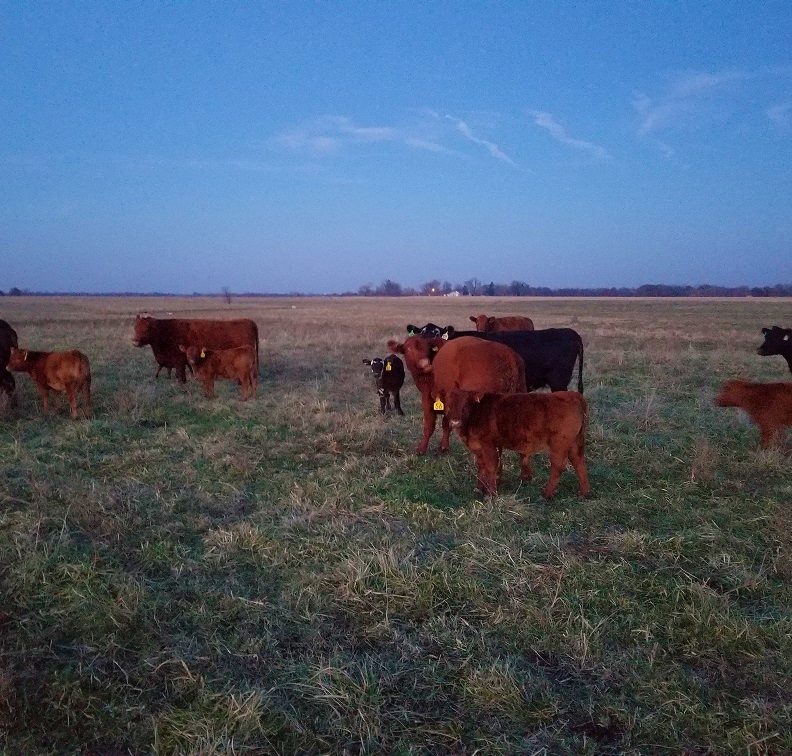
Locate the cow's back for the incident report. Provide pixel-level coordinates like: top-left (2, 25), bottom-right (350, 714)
top-left (433, 336), bottom-right (526, 394)
top-left (450, 327), bottom-right (583, 392)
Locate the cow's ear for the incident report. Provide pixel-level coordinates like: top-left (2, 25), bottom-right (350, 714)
top-left (200, 348), bottom-right (206, 358)
top-left (762, 328), bottom-right (769, 335)
top-left (469, 316), bottom-right (476, 324)
top-left (387, 340), bottom-right (403, 354)
top-left (406, 325), bottom-right (418, 336)
top-left (363, 359), bottom-right (372, 365)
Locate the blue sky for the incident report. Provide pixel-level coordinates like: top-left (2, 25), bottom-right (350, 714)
top-left (2, 1), bottom-right (791, 294)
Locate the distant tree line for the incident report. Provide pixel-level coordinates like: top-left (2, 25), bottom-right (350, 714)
top-left (352, 280), bottom-right (792, 298)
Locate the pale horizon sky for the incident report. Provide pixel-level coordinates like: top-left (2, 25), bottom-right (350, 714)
top-left (2, 2), bottom-right (791, 294)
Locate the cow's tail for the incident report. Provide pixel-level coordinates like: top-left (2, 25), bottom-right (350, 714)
top-left (577, 337), bottom-right (584, 394)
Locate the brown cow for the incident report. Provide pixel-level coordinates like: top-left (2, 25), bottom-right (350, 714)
top-left (469, 314), bottom-right (535, 332)
top-left (133, 315), bottom-right (259, 383)
top-left (387, 335), bottom-right (526, 455)
top-left (7, 347), bottom-right (91, 419)
top-left (179, 345), bottom-right (257, 399)
top-left (716, 379), bottom-right (792, 448)
top-left (444, 389), bottom-right (589, 498)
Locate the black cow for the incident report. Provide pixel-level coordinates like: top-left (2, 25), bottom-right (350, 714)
top-left (407, 323), bottom-right (584, 393)
top-left (0, 319), bottom-right (18, 396)
top-left (407, 323), bottom-right (448, 339)
top-left (363, 355), bottom-right (405, 415)
top-left (758, 326), bottom-right (792, 374)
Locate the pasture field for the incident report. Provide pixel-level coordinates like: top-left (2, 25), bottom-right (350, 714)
top-left (1, 295), bottom-right (791, 754)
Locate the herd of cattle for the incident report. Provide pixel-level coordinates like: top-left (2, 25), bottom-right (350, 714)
top-left (1, 313), bottom-right (791, 498)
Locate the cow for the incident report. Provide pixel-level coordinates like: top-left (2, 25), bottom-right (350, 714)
top-left (0, 319), bottom-right (18, 397)
top-left (362, 355), bottom-right (405, 415)
top-left (715, 379), bottom-right (792, 448)
top-left (407, 323), bottom-right (446, 339)
top-left (133, 315), bottom-right (259, 383)
top-left (179, 345), bottom-right (257, 399)
top-left (444, 389), bottom-right (590, 498)
top-left (387, 335), bottom-right (526, 455)
top-left (757, 326), bottom-right (792, 374)
top-left (453, 326), bottom-right (584, 393)
top-left (469, 313), bottom-right (535, 332)
top-left (7, 347), bottom-right (91, 419)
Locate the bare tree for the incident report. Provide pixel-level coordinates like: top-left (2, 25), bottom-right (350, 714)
top-left (222, 287), bottom-right (232, 305)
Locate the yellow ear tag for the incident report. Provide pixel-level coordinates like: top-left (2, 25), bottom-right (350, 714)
top-left (200, 350), bottom-right (205, 358)
top-left (385, 363), bottom-right (392, 371)
top-left (433, 398), bottom-right (445, 411)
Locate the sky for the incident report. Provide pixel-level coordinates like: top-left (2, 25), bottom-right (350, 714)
top-left (2, 1), bottom-right (791, 294)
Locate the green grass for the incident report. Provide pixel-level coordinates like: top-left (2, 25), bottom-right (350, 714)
top-left (1, 295), bottom-right (791, 753)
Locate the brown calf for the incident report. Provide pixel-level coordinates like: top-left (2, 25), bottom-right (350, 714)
top-left (716, 379), bottom-right (792, 448)
top-left (179, 345), bottom-right (257, 399)
top-left (7, 347), bottom-right (91, 419)
top-left (444, 389), bottom-right (590, 498)
top-left (387, 335), bottom-right (526, 455)
top-left (469, 314), bottom-right (535, 332)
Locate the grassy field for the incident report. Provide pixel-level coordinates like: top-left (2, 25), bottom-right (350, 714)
top-left (1, 295), bottom-right (791, 754)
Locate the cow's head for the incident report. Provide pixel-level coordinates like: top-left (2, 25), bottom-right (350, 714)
top-left (6, 347), bottom-right (29, 372)
top-left (469, 314), bottom-right (495, 331)
top-left (406, 323), bottom-right (451, 339)
top-left (715, 379), bottom-right (749, 408)
top-left (757, 326), bottom-right (792, 356)
top-left (133, 314), bottom-right (155, 347)
top-left (179, 345), bottom-right (208, 368)
top-left (363, 357), bottom-right (385, 380)
top-left (388, 336), bottom-right (445, 375)
top-left (443, 389), bottom-right (485, 429)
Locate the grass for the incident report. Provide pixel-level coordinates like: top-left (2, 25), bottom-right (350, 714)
top-left (1, 294), bottom-right (791, 753)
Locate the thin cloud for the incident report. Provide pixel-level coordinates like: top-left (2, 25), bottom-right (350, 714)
top-left (274, 115), bottom-right (449, 156)
top-left (529, 111), bottom-right (609, 160)
top-left (634, 69), bottom-right (750, 137)
top-left (446, 116), bottom-right (517, 165)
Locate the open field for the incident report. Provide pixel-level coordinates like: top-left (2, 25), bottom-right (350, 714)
top-left (1, 295), bottom-right (791, 754)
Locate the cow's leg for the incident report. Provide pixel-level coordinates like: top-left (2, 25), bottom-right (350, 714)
top-left (479, 446), bottom-right (500, 496)
top-left (36, 383), bottom-right (50, 415)
top-left (82, 377), bottom-right (91, 419)
top-left (379, 393), bottom-right (387, 414)
top-left (65, 384), bottom-right (78, 419)
top-left (384, 393), bottom-right (392, 412)
top-left (568, 443), bottom-right (590, 497)
top-left (393, 391), bottom-right (404, 416)
top-left (543, 448), bottom-right (570, 499)
top-left (472, 451), bottom-right (489, 493)
top-left (519, 454), bottom-right (533, 482)
top-left (417, 395), bottom-right (437, 455)
top-left (439, 414), bottom-right (452, 453)
top-left (203, 378), bottom-right (215, 399)
top-left (177, 362), bottom-right (188, 384)
top-left (758, 422), bottom-right (779, 448)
